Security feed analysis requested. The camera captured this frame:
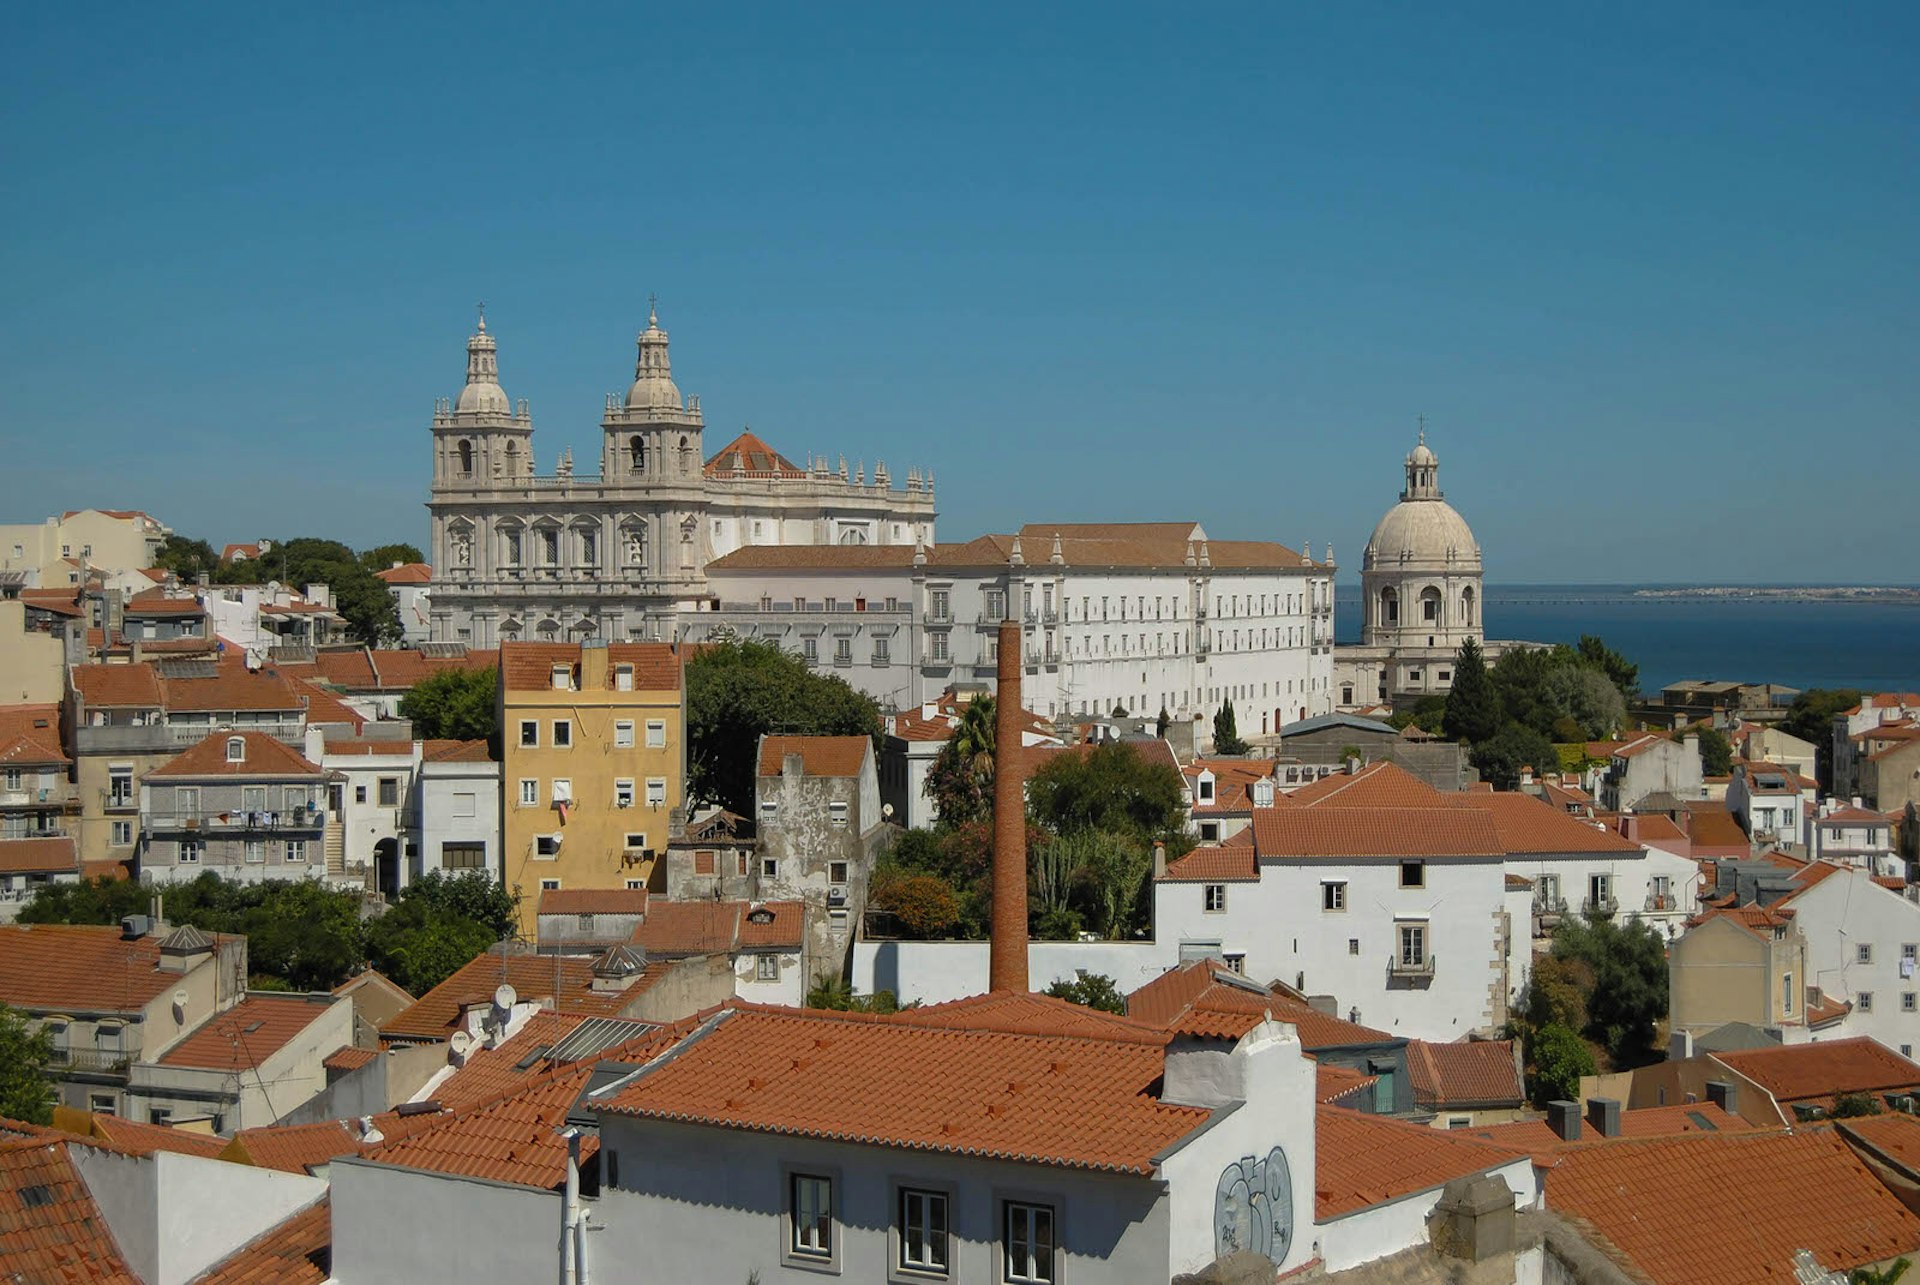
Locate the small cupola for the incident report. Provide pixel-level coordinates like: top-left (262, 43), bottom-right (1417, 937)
top-left (590, 944), bottom-right (648, 993)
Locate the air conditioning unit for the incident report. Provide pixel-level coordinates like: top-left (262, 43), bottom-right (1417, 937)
top-left (827, 885), bottom-right (847, 905)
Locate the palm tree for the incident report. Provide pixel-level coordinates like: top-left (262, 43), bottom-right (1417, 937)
top-left (926, 697), bottom-right (998, 824)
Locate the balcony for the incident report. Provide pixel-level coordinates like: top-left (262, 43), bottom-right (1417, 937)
top-left (145, 808), bottom-right (326, 834)
top-left (0, 826), bottom-right (70, 841)
top-left (1533, 894), bottom-right (1568, 918)
top-left (0, 786), bottom-right (76, 809)
top-left (1388, 954), bottom-right (1436, 980)
top-left (100, 790), bottom-right (139, 814)
top-left (76, 720), bottom-right (306, 754)
top-left (1644, 892), bottom-right (1678, 912)
top-left (1582, 895), bottom-right (1620, 919)
top-left (50, 1048), bottom-right (131, 1076)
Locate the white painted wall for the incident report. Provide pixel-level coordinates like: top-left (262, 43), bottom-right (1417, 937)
top-left (417, 756), bottom-right (502, 884)
top-left (330, 1158), bottom-right (561, 1285)
top-left (1788, 868), bottom-right (1920, 1058)
top-left (1316, 1155), bottom-right (1533, 1274)
top-left (854, 940), bottom-right (1177, 1005)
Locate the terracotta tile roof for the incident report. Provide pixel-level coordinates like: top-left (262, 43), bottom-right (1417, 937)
top-left (1126, 960), bottom-right (1393, 1049)
top-left (1683, 802), bottom-right (1751, 852)
top-left (1821, 805), bottom-right (1891, 825)
top-left (1548, 1127), bottom-right (1920, 1285)
top-left (379, 948), bottom-right (656, 1043)
top-left (1252, 806), bottom-right (1504, 859)
top-left (1407, 1039), bottom-right (1523, 1109)
top-left (18, 589), bottom-right (85, 617)
top-left (373, 562), bottom-right (432, 585)
top-left (322, 1046), bottom-right (377, 1074)
top-left (1622, 813), bottom-right (1688, 844)
top-left (1186, 759), bottom-right (1280, 814)
top-left (430, 1011), bottom-right (588, 1110)
top-left (191, 1196), bottom-right (330, 1285)
top-left (1313, 1107), bottom-right (1527, 1219)
top-left (710, 524), bottom-right (1319, 574)
top-left (65, 1112), bottom-right (228, 1159)
top-left (1457, 791), bottom-right (1641, 854)
top-left (1159, 836), bottom-right (1259, 881)
top-left (148, 730), bottom-right (321, 779)
top-left (707, 544), bottom-right (925, 571)
top-left (1316, 1063), bottom-right (1377, 1105)
top-left (1839, 1112), bottom-right (1920, 1174)
top-left (1808, 989), bottom-right (1855, 1029)
top-left (757, 734), bottom-right (871, 779)
top-left (422, 738), bottom-right (491, 763)
top-left (596, 1004), bottom-right (1212, 1176)
top-left (158, 994), bottom-right (340, 1071)
top-left (159, 667), bottom-right (305, 714)
top-left (0, 923), bottom-right (194, 1014)
top-left (500, 642), bottom-right (680, 692)
top-left (0, 837), bottom-right (79, 875)
top-left (0, 704), bottom-right (67, 762)
top-left (0, 1137), bottom-right (141, 1282)
top-left (887, 689), bottom-right (1052, 744)
top-left (221, 1121), bottom-right (362, 1174)
top-left (898, 991), bottom-right (1166, 1041)
top-left (1714, 1037), bottom-right (1920, 1106)
top-left (1276, 760), bottom-right (1456, 808)
top-left (703, 429), bottom-right (807, 479)
top-left (738, 901), bottom-right (805, 951)
top-left (537, 887), bottom-right (649, 917)
top-left (364, 1062), bottom-right (613, 1190)
top-left (291, 678), bottom-right (363, 730)
top-left (69, 662), bottom-right (164, 709)
top-left (311, 649), bottom-right (377, 688)
top-left (1686, 903), bottom-right (1797, 936)
top-left (631, 900), bottom-right (743, 957)
top-left (60, 509), bottom-right (153, 522)
top-left (1460, 1102), bottom-right (1762, 1156)
top-left (364, 648), bottom-right (496, 690)
top-left (123, 590), bottom-right (206, 617)
top-left (1852, 723), bottom-right (1920, 745)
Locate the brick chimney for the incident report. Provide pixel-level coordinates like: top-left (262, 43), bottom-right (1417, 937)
top-left (989, 615), bottom-right (1029, 992)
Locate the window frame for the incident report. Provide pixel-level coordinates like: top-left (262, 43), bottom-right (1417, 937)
top-left (1203, 883), bottom-right (1227, 913)
top-left (999, 1195), bottom-right (1059, 1285)
top-left (552, 719), bottom-right (572, 749)
top-left (782, 1166), bottom-right (841, 1273)
top-left (519, 719), bottom-right (539, 748)
top-left (1322, 880), bottom-right (1347, 912)
top-left (1399, 860), bottom-right (1426, 889)
top-left (889, 1179), bottom-right (955, 1282)
top-left (518, 778), bottom-right (539, 807)
top-left (614, 720), bottom-right (635, 749)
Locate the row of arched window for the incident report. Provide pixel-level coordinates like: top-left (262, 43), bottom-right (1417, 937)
top-left (1376, 584), bottom-right (1476, 629)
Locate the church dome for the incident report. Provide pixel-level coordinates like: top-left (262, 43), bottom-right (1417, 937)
top-left (455, 313), bottom-right (512, 415)
top-left (625, 302), bottom-right (683, 411)
top-left (456, 379), bottom-right (511, 415)
top-left (1364, 432), bottom-right (1480, 569)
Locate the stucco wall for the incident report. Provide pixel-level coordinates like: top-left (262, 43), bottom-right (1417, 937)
top-left (854, 939), bottom-right (1177, 1005)
top-left (331, 1158), bottom-right (561, 1285)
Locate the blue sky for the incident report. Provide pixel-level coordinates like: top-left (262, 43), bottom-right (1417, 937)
top-left (3, 3), bottom-right (1914, 583)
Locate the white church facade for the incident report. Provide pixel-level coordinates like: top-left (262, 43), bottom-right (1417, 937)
top-left (423, 307), bottom-right (937, 645)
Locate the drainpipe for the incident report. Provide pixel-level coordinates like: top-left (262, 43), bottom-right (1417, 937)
top-left (576, 1207), bottom-right (592, 1285)
top-left (561, 1127), bottom-right (581, 1285)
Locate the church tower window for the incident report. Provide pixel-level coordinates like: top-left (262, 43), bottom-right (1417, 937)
top-left (458, 440), bottom-right (474, 476)
top-left (630, 436), bottom-right (647, 472)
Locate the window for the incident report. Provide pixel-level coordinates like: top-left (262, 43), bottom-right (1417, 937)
top-left (1197, 776), bottom-right (1215, 803)
top-left (1447, 1116), bottom-right (1472, 1129)
top-left (519, 720), bottom-right (539, 748)
top-left (1349, 937), bottom-right (1361, 955)
top-left (1323, 881), bottom-right (1347, 912)
top-left (1399, 861), bottom-right (1425, 889)
top-left (788, 1172), bottom-right (834, 1263)
top-left (552, 720), bottom-right (572, 748)
top-left (355, 784), bottom-right (369, 804)
top-left (1859, 943), bottom-right (1875, 964)
top-left (646, 778), bottom-right (666, 807)
top-left (624, 833), bottom-right (648, 852)
top-left (897, 1187), bottom-right (950, 1277)
top-left (109, 768), bottom-right (133, 807)
top-left (873, 637), bottom-right (890, 666)
top-left (284, 840), bottom-right (306, 863)
top-left (551, 779), bottom-right (572, 805)
top-left (929, 633), bottom-right (948, 662)
top-left (762, 857), bottom-right (779, 880)
top-left (110, 821), bottom-right (132, 847)
top-left (442, 843), bottom-right (486, 870)
top-left (179, 840), bottom-right (201, 864)
top-left (1783, 972), bottom-right (1795, 1015)
top-left (615, 780), bottom-right (635, 809)
top-left (1198, 821), bottom-right (1219, 842)
top-left (540, 878), bottom-right (560, 891)
top-left (1204, 884), bottom-right (1227, 913)
top-left (1859, 991), bottom-right (1875, 1013)
top-left (614, 663), bottom-right (635, 691)
top-left (802, 637), bottom-right (819, 663)
top-left (828, 800), bottom-right (849, 826)
top-left (225, 736), bottom-right (245, 762)
top-left (148, 1109), bottom-right (172, 1126)
top-left (378, 777), bottom-right (399, 807)
top-left (244, 840), bottom-right (265, 864)
top-left (646, 719), bottom-right (666, 749)
top-left (536, 836), bottom-right (560, 858)
top-left (614, 720), bottom-right (635, 749)
top-left (1003, 1201), bottom-right (1056, 1284)
top-left (833, 637), bottom-right (852, 667)
top-left (519, 779), bottom-right (539, 807)
top-left (1398, 923), bottom-right (1428, 968)
top-left (828, 860), bottom-right (850, 885)
top-left (175, 786), bottom-right (199, 815)
top-left (756, 954), bottom-right (780, 983)
top-left (929, 589), bottom-right (950, 621)
top-left (551, 664), bottom-right (571, 691)
top-left (1905, 993), bottom-right (1917, 1013)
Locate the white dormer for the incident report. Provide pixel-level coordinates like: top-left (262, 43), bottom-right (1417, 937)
top-left (1196, 770), bottom-right (1216, 804)
top-left (225, 736), bottom-right (246, 763)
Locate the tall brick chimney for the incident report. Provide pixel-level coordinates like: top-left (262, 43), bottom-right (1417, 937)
top-left (989, 615), bottom-right (1029, 992)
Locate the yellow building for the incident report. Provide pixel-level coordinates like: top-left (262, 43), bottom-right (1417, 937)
top-left (499, 640), bottom-right (686, 937)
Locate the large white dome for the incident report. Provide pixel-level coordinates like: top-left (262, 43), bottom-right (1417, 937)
top-left (1365, 498), bottom-right (1480, 570)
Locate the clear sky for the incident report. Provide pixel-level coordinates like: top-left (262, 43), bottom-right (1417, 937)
top-left (4, 3), bottom-right (1914, 584)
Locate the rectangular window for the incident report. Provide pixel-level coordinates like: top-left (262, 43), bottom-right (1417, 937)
top-left (355, 784), bottom-right (369, 805)
top-left (1859, 943), bottom-right (1875, 964)
top-left (929, 589), bottom-right (950, 621)
top-left (1003, 1201), bottom-right (1056, 1285)
top-left (1204, 884), bottom-right (1227, 913)
top-left (929, 633), bottom-right (948, 662)
top-left (552, 720), bottom-right (571, 748)
top-left (756, 954), bottom-right (780, 983)
top-left (1349, 937), bottom-right (1361, 956)
top-left (519, 720), bottom-right (538, 748)
top-left (762, 857), bottom-right (778, 880)
top-left (242, 785), bottom-right (268, 813)
top-left (828, 800), bottom-right (849, 826)
top-left (1323, 881), bottom-right (1347, 912)
top-left (828, 860), bottom-right (850, 885)
top-left (243, 840), bottom-right (265, 864)
top-left (378, 778), bottom-right (399, 807)
top-left (441, 843), bottom-right (485, 870)
top-left (897, 1187), bottom-right (950, 1277)
top-left (1784, 972), bottom-right (1794, 1015)
top-left (614, 720), bottom-right (635, 749)
top-left (1859, 991), bottom-right (1875, 1013)
top-left (283, 840), bottom-right (306, 863)
top-left (175, 786), bottom-right (200, 815)
top-left (833, 637), bottom-right (852, 666)
top-left (551, 664), bottom-right (571, 691)
top-left (110, 821), bottom-right (132, 846)
top-left (179, 840), bottom-right (201, 864)
top-left (1399, 923), bottom-right (1428, 967)
top-left (551, 779), bottom-right (572, 805)
top-left (646, 719), bottom-right (666, 748)
top-left (1400, 861), bottom-right (1425, 889)
top-left (802, 636), bottom-right (819, 663)
top-left (519, 779), bottom-right (539, 807)
top-left (646, 778), bottom-right (667, 807)
top-left (694, 848), bottom-right (716, 875)
top-left (873, 636), bottom-right (890, 665)
top-left (624, 833), bottom-right (647, 851)
top-left (540, 877), bottom-right (560, 891)
top-left (614, 664), bottom-right (634, 692)
top-left (788, 1173), bottom-right (834, 1262)
top-left (615, 779), bottom-right (635, 809)
top-left (536, 836), bottom-right (560, 858)
top-left (1904, 993), bottom-right (1916, 1013)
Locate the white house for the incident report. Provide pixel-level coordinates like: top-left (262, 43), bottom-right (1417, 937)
top-left (1811, 801), bottom-right (1900, 875)
top-left (1728, 761), bottom-right (1816, 852)
top-left (1782, 863), bottom-right (1920, 1061)
top-left (880, 688), bottom-right (1059, 830)
top-left (414, 738), bottom-right (501, 885)
top-left (1834, 692), bottom-right (1920, 801)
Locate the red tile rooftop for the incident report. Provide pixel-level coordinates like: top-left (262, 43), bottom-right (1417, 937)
top-left (157, 994), bottom-right (339, 1072)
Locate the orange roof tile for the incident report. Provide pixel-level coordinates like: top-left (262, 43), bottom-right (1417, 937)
top-left (160, 667), bottom-right (306, 714)
top-left (322, 1046), bottom-right (377, 1074)
top-left (1460, 1102), bottom-right (1762, 1155)
top-left (703, 429), bottom-right (807, 479)
top-left (123, 590), bottom-right (206, 617)
top-left (1407, 1040), bottom-right (1522, 1109)
top-left (64, 1112), bottom-right (228, 1159)
top-left (1126, 961), bottom-right (1393, 1049)
top-left (1252, 806), bottom-right (1504, 859)
top-left (429, 1011), bottom-right (592, 1111)
top-left (500, 642), bottom-right (680, 692)
top-left (365, 1062), bottom-right (611, 1190)
top-left (148, 730), bottom-right (321, 779)
top-left (738, 901), bottom-right (805, 951)
top-left (631, 900), bottom-right (743, 957)
top-left (1840, 1112), bottom-right (1920, 1175)
top-left (69, 663), bottom-right (164, 709)
top-left (0, 837), bottom-right (79, 875)
top-left (1313, 1107), bottom-right (1527, 1219)
top-left (291, 678), bottom-right (364, 730)
top-left (158, 995), bottom-right (340, 1071)
top-left (537, 887), bottom-right (649, 917)
top-left (192, 1197), bottom-right (330, 1285)
top-left (1548, 1127), bottom-right (1920, 1284)
top-left (1456, 791), bottom-right (1640, 854)
top-left (597, 1005), bottom-right (1212, 1176)
top-left (222, 1121), bottom-right (362, 1174)
top-left (1714, 1038), bottom-right (1920, 1106)
top-left (898, 991), bottom-right (1166, 1041)
top-left (1159, 837), bottom-right (1259, 882)
top-left (379, 949), bottom-right (658, 1043)
top-left (1686, 903), bottom-right (1797, 936)
top-left (757, 734), bottom-right (871, 779)
top-left (310, 650), bottom-right (378, 688)
top-left (373, 562), bottom-right (432, 585)
top-left (422, 738), bottom-right (491, 763)
top-left (0, 1137), bottom-right (141, 1282)
top-left (1316, 1063), bottom-right (1377, 1105)
top-left (0, 923), bottom-right (204, 1014)
top-left (1282, 760), bottom-right (1456, 808)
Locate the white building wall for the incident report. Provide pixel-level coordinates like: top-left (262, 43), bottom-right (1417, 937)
top-left (330, 1159), bottom-right (560, 1285)
top-left (416, 757), bottom-right (503, 883)
top-left (1315, 1155), bottom-right (1534, 1273)
top-left (853, 940), bottom-right (1177, 1005)
top-left (1788, 869), bottom-right (1920, 1059)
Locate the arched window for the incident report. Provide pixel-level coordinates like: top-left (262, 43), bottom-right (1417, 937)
top-left (1420, 586), bottom-right (1443, 624)
top-left (504, 441), bottom-right (521, 476)
top-left (678, 435), bottom-right (692, 470)
top-left (630, 436), bottom-right (646, 472)
top-left (457, 440), bottom-right (474, 476)
top-left (1379, 587), bottom-right (1399, 626)
top-left (1461, 586), bottom-right (1476, 627)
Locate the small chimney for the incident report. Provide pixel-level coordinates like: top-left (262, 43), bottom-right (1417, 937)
top-left (1705, 1080), bottom-right (1738, 1115)
top-left (120, 915), bottom-right (151, 941)
top-left (1520, 765), bottom-right (1534, 787)
top-left (1429, 1174), bottom-right (1517, 1263)
top-left (1623, 815), bottom-right (1641, 842)
top-left (1586, 1097), bottom-right (1622, 1138)
top-left (1152, 841), bottom-right (1167, 880)
top-left (1670, 1028), bottom-right (1695, 1060)
top-left (1547, 1100), bottom-right (1582, 1141)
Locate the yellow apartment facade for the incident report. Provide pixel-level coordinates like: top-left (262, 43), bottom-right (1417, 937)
top-left (499, 640), bottom-right (686, 937)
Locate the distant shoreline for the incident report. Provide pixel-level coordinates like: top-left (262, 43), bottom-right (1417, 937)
top-left (1630, 586), bottom-right (1920, 604)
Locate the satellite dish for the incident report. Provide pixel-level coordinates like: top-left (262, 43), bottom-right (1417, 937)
top-left (492, 984), bottom-right (517, 1010)
top-left (449, 1030), bottom-right (475, 1060)
top-left (882, 803), bottom-right (894, 820)
top-left (171, 990), bottom-right (189, 1022)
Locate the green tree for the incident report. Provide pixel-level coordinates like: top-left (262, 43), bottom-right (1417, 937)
top-left (1390, 695), bottom-right (1448, 735)
top-left (0, 1004), bottom-right (55, 1124)
top-left (1832, 1091), bottom-right (1884, 1119)
top-left (1575, 635), bottom-right (1641, 704)
top-left (1851, 1258), bottom-right (1911, 1285)
top-left (396, 871), bottom-right (519, 941)
top-left (1527, 1022), bottom-right (1597, 1107)
top-left (686, 639), bottom-right (881, 816)
top-left (923, 697), bottom-right (998, 826)
top-left (1524, 954), bottom-right (1594, 1033)
top-left (359, 543), bottom-right (426, 571)
top-left (1691, 724), bottom-right (1733, 776)
top-left (1781, 688), bottom-right (1863, 789)
top-left (264, 537), bottom-right (403, 645)
top-left (399, 667), bottom-right (500, 744)
top-left (1443, 640), bottom-right (1501, 744)
top-left (365, 900), bottom-right (496, 994)
top-left (805, 975), bottom-right (907, 1013)
top-left (1541, 666), bottom-right (1626, 739)
top-left (1551, 916), bottom-right (1669, 1066)
top-left (1156, 707), bottom-right (1171, 739)
top-left (235, 882), bottom-right (367, 991)
top-left (1213, 699), bottom-right (1249, 755)
top-left (1469, 723), bottom-right (1561, 791)
top-left (1026, 741), bottom-right (1187, 842)
top-left (1043, 973), bottom-right (1126, 1014)
top-left (152, 535), bottom-right (219, 583)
